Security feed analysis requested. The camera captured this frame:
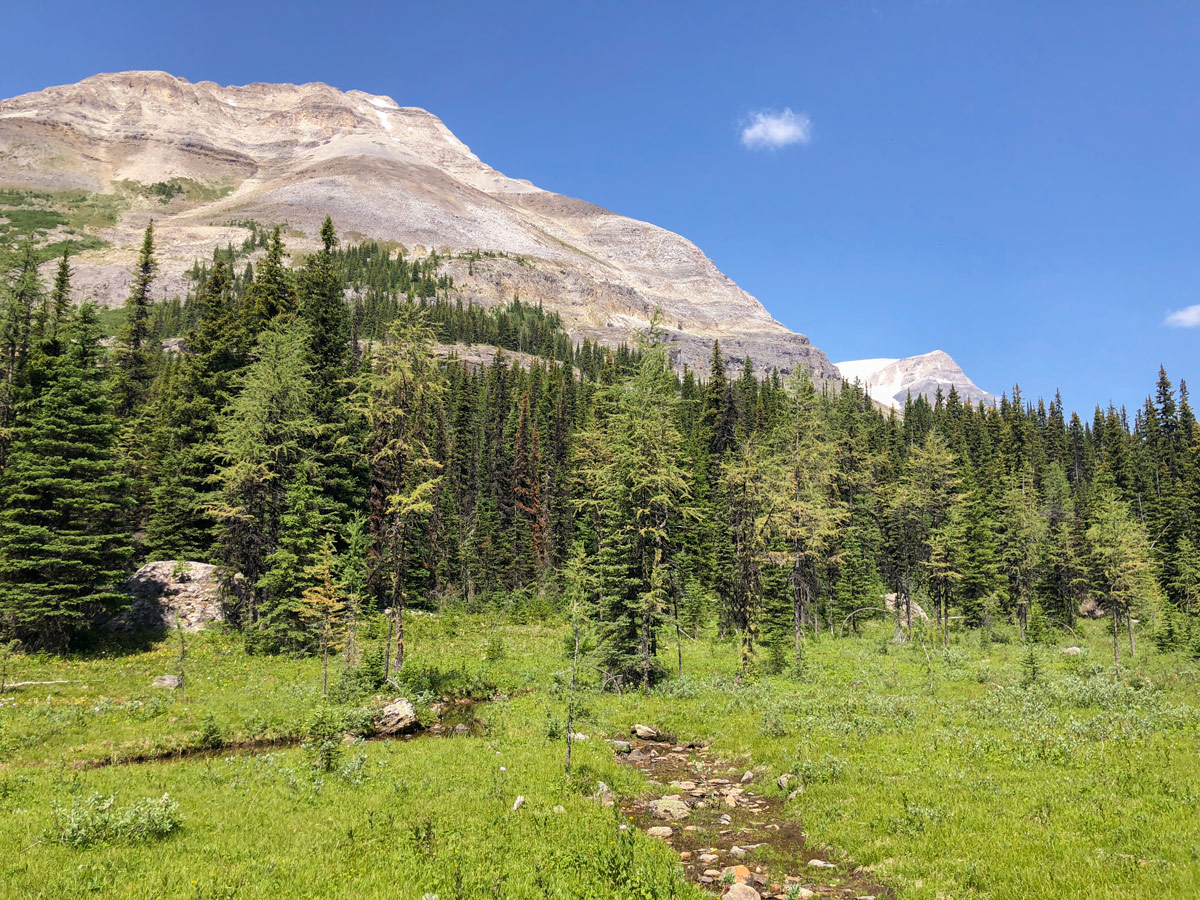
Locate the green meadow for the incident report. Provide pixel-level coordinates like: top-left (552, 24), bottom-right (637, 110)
top-left (2, 615), bottom-right (1198, 900)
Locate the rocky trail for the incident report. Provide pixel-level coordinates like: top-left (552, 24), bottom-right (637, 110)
top-left (611, 729), bottom-right (891, 900)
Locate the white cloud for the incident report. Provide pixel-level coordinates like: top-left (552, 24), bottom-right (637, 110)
top-left (1164, 304), bottom-right (1200, 328)
top-left (740, 108), bottom-right (812, 150)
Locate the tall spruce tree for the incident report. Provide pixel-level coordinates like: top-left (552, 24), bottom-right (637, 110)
top-left (0, 305), bottom-right (132, 648)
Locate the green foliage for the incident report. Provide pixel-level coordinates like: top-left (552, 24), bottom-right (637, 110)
top-left (53, 792), bottom-right (182, 847)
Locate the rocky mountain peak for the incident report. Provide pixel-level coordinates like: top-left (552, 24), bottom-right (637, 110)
top-left (0, 71), bottom-right (837, 378)
top-left (835, 350), bottom-right (994, 410)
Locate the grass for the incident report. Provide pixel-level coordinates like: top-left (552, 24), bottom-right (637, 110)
top-left (1, 613), bottom-right (1198, 899)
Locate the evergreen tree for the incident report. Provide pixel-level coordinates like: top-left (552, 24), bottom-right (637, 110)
top-left (0, 305), bottom-right (132, 648)
top-left (111, 223), bottom-right (160, 418)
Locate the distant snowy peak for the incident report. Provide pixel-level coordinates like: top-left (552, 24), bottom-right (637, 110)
top-left (834, 350), bottom-right (994, 411)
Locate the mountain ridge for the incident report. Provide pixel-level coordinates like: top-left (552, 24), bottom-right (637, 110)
top-left (0, 70), bottom-right (837, 378)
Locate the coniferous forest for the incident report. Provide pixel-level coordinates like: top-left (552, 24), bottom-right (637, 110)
top-left (1, 218), bottom-right (1196, 673)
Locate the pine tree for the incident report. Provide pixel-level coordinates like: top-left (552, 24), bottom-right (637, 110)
top-left (210, 321), bottom-right (318, 629)
top-left (1086, 488), bottom-right (1158, 665)
top-left (0, 305), bottom-right (132, 648)
top-left (111, 223), bottom-right (160, 418)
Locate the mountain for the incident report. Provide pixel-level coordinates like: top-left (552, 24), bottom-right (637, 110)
top-left (834, 350), bottom-right (994, 410)
top-left (0, 71), bottom-right (837, 378)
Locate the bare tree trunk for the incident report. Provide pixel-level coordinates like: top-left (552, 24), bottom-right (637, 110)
top-left (384, 614), bottom-right (394, 683)
top-left (1127, 608), bottom-right (1136, 657)
top-left (1113, 605), bottom-right (1120, 667)
top-left (565, 616), bottom-right (579, 774)
top-left (792, 580), bottom-right (803, 667)
top-left (321, 636), bottom-right (329, 698)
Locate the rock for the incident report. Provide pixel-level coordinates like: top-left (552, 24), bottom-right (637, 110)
top-left (699, 853), bottom-right (719, 863)
top-left (789, 889), bottom-right (816, 899)
top-left (373, 698), bottom-right (418, 735)
top-left (777, 773), bottom-right (794, 790)
top-left (730, 845), bottom-right (747, 857)
top-left (610, 740), bottom-right (633, 753)
top-left (740, 770), bottom-right (754, 783)
top-left (646, 826), bottom-right (673, 839)
top-left (570, 732), bottom-right (589, 741)
top-left (453, 723), bottom-right (470, 735)
top-left (632, 724), bottom-right (661, 740)
top-left (512, 795), bottom-right (525, 811)
top-left (787, 789), bottom-right (802, 802)
top-left (679, 851), bottom-right (691, 860)
top-left (648, 797), bottom-right (690, 821)
top-left (884, 592), bottom-right (929, 623)
top-left (807, 859), bottom-right (837, 869)
top-left (593, 782), bottom-right (615, 807)
top-left (552, 805), bottom-right (565, 814)
top-left (723, 885), bottom-right (760, 900)
top-left (152, 674), bottom-right (182, 689)
top-left (120, 561), bottom-right (225, 632)
top-left (1062, 646), bottom-right (1083, 656)
top-left (722, 864), bottom-right (753, 884)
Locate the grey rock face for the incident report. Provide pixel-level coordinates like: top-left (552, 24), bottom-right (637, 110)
top-left (0, 71), bottom-right (838, 380)
top-left (122, 561), bottom-right (224, 632)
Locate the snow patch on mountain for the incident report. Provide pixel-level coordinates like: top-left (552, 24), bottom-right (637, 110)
top-left (835, 350), bottom-right (994, 410)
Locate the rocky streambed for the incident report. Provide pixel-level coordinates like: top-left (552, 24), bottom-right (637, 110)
top-left (612, 729), bottom-right (892, 900)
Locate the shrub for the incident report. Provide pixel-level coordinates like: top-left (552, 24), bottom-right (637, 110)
top-left (53, 793), bottom-right (181, 847)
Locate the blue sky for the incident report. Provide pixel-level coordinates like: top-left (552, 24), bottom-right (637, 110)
top-left (4, 1), bottom-right (1198, 413)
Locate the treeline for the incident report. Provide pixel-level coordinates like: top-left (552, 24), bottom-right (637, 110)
top-left (0, 219), bottom-right (1196, 683)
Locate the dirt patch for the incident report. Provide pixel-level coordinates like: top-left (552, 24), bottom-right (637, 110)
top-left (616, 737), bottom-right (892, 900)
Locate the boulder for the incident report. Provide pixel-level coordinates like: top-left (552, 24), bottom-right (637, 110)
top-left (721, 864), bottom-right (753, 885)
top-left (646, 826), bottom-right (673, 839)
top-left (610, 740), bottom-right (633, 753)
top-left (121, 561), bottom-right (226, 632)
top-left (632, 724), bottom-right (661, 740)
top-left (723, 884), bottom-right (760, 900)
top-left (374, 698), bottom-right (418, 735)
top-left (884, 592), bottom-right (929, 623)
top-left (152, 674), bottom-right (182, 689)
top-left (740, 770), bottom-right (754, 783)
top-left (648, 797), bottom-right (690, 821)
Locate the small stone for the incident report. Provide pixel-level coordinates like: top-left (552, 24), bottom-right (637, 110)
top-left (787, 789), bottom-right (802, 802)
top-left (730, 845), bottom-right (747, 857)
top-left (679, 851), bottom-right (692, 860)
top-left (512, 795), bottom-right (525, 811)
top-left (723, 885), bottom-right (761, 900)
top-left (719, 814), bottom-right (732, 824)
top-left (777, 773), bottom-right (794, 790)
top-left (721, 863), bottom-right (753, 884)
top-left (593, 781), bottom-right (615, 807)
top-left (552, 805), bottom-right (565, 814)
top-left (741, 770), bottom-right (755, 783)
top-left (808, 859), bottom-right (837, 869)
top-left (703, 868), bottom-right (721, 877)
top-left (789, 889), bottom-right (816, 899)
top-left (648, 797), bottom-right (690, 820)
top-left (152, 675), bottom-right (182, 689)
top-left (453, 723), bottom-right (470, 735)
top-left (647, 826), bottom-right (673, 839)
top-left (610, 740), bottom-right (633, 753)
top-left (699, 853), bottom-right (719, 863)
top-left (571, 732), bottom-right (589, 741)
